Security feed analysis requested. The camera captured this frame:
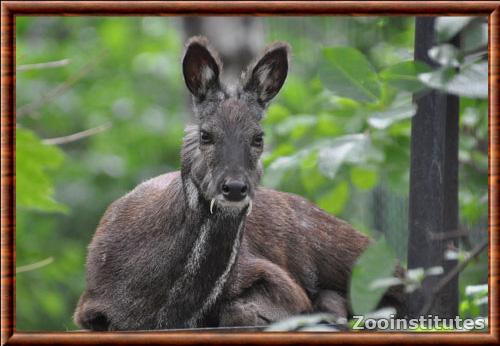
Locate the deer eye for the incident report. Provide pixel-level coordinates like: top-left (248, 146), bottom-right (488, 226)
top-left (200, 130), bottom-right (214, 145)
top-left (252, 133), bottom-right (264, 147)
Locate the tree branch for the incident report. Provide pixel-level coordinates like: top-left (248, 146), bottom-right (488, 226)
top-left (428, 228), bottom-right (470, 241)
top-left (42, 122), bottom-right (112, 145)
top-left (17, 257), bottom-right (54, 274)
top-left (418, 238), bottom-right (488, 316)
top-left (462, 45), bottom-right (487, 58)
top-left (17, 59), bottom-right (70, 71)
top-left (17, 51), bottom-right (107, 117)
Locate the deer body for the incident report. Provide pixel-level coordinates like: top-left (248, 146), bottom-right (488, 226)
top-left (75, 37), bottom-right (401, 331)
top-left (75, 171), bottom-right (368, 330)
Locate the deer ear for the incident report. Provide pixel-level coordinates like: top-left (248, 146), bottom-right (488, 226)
top-left (243, 42), bottom-right (290, 107)
top-left (182, 36), bottom-right (222, 100)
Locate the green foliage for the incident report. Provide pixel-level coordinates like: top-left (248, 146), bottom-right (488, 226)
top-left (16, 17), bottom-right (184, 330)
top-left (266, 313), bottom-right (341, 332)
top-left (422, 17), bottom-right (488, 99)
top-left (367, 100), bottom-right (416, 130)
top-left (350, 237), bottom-right (397, 315)
top-left (350, 166), bottom-right (378, 191)
top-left (262, 16), bottom-right (488, 329)
top-left (379, 61), bottom-right (430, 92)
top-left (460, 284), bottom-right (488, 319)
top-left (263, 26), bottom-right (421, 223)
top-left (419, 61), bottom-right (487, 99)
top-left (320, 47), bottom-right (382, 103)
top-left (16, 127), bottom-right (67, 212)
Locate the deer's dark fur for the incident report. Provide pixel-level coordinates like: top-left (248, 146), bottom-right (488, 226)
top-left (74, 37), bottom-right (404, 331)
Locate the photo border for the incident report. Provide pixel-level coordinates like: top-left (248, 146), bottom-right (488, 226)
top-left (1, 1), bottom-right (499, 345)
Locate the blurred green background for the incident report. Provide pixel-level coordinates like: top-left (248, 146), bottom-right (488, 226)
top-left (15, 16), bottom-right (488, 330)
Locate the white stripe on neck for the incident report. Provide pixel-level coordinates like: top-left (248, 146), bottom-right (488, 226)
top-left (167, 220), bottom-right (211, 301)
top-left (186, 221), bottom-right (244, 327)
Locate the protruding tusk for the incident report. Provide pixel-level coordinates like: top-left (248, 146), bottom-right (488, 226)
top-left (210, 198), bottom-right (216, 214)
top-left (246, 200), bottom-right (252, 216)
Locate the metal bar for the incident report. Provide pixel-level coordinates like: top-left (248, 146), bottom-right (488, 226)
top-left (440, 31), bottom-right (461, 318)
top-left (407, 17), bottom-right (459, 318)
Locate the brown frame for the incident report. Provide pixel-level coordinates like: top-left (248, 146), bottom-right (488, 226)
top-left (1, 1), bottom-right (499, 345)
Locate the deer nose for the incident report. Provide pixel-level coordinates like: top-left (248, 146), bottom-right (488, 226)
top-left (222, 180), bottom-right (248, 202)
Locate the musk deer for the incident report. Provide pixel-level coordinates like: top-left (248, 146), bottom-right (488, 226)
top-left (74, 37), bottom-right (404, 331)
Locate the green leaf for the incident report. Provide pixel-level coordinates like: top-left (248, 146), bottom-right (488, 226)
top-left (436, 17), bottom-right (474, 42)
top-left (320, 47), bottom-right (381, 103)
top-left (317, 134), bottom-right (373, 179)
top-left (262, 149), bottom-right (310, 188)
top-left (428, 44), bottom-right (460, 67)
top-left (379, 61), bottom-right (430, 92)
top-left (266, 313), bottom-right (339, 332)
top-left (16, 127), bottom-right (68, 212)
top-left (368, 103), bottom-right (417, 130)
top-left (275, 115), bottom-right (317, 139)
top-left (419, 62), bottom-right (487, 99)
top-left (463, 22), bottom-right (487, 52)
top-left (465, 284), bottom-right (488, 298)
top-left (350, 166), bottom-right (379, 191)
top-left (316, 181), bottom-right (349, 215)
top-left (350, 237), bottom-right (397, 315)
top-left (461, 107), bottom-right (480, 127)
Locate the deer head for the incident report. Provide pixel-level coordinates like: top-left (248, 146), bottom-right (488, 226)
top-left (180, 36), bottom-right (289, 216)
